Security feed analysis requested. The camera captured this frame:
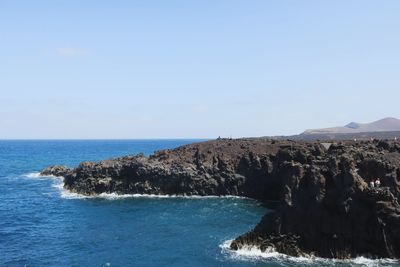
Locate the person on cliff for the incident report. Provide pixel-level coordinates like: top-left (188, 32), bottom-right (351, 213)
top-left (370, 180), bottom-right (375, 188)
top-left (375, 178), bottom-right (381, 188)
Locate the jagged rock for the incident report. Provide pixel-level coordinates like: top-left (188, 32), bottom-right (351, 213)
top-left (40, 165), bottom-right (71, 177)
top-left (41, 138), bottom-right (400, 259)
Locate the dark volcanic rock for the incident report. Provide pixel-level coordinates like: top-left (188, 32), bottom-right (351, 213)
top-left (42, 138), bottom-right (400, 259)
top-left (41, 165), bottom-right (71, 177)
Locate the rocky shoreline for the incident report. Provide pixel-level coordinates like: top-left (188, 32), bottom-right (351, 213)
top-left (41, 138), bottom-right (400, 259)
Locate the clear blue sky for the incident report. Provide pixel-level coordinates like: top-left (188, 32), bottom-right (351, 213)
top-left (1, 1), bottom-right (399, 139)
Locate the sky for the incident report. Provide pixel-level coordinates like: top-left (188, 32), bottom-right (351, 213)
top-left (1, 1), bottom-right (400, 139)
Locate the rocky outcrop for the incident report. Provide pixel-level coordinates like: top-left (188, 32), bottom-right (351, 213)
top-left (41, 165), bottom-right (71, 177)
top-left (41, 138), bottom-right (400, 259)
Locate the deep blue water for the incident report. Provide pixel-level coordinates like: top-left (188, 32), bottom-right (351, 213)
top-left (0, 140), bottom-right (398, 267)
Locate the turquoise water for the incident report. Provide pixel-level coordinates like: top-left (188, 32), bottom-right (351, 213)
top-left (0, 140), bottom-right (398, 266)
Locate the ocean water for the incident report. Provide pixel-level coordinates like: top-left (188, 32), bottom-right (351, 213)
top-left (0, 140), bottom-right (398, 267)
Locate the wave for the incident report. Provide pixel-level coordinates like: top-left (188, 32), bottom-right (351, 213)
top-left (49, 180), bottom-right (87, 199)
top-left (58, 190), bottom-right (249, 200)
top-left (23, 172), bottom-right (44, 178)
top-left (23, 172), bottom-right (63, 179)
top-left (220, 239), bottom-right (399, 266)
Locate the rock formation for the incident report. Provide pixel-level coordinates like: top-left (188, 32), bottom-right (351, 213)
top-left (41, 138), bottom-right (400, 259)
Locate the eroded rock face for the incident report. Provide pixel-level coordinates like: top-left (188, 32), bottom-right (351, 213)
top-left (229, 140), bottom-right (400, 259)
top-left (41, 138), bottom-right (400, 259)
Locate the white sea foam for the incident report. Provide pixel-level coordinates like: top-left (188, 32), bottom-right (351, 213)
top-left (220, 239), bottom-right (399, 266)
top-left (49, 180), bottom-right (86, 199)
top-left (23, 172), bottom-right (63, 179)
top-left (58, 190), bottom-right (249, 200)
top-left (220, 239), bottom-right (312, 263)
top-left (23, 172), bottom-right (44, 178)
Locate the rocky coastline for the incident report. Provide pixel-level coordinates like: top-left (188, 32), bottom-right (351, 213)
top-left (41, 138), bottom-right (400, 259)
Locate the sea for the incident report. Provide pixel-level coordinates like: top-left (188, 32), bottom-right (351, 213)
top-left (0, 140), bottom-right (398, 267)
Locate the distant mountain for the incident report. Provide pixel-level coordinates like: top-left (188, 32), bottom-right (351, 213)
top-left (267, 117), bottom-right (400, 141)
top-left (302, 117), bottom-right (400, 135)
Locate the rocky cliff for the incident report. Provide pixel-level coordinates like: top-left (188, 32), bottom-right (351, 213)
top-left (41, 138), bottom-right (400, 259)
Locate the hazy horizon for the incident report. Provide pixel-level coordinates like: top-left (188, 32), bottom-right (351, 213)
top-left (1, 117), bottom-right (400, 140)
top-left (1, 1), bottom-right (400, 139)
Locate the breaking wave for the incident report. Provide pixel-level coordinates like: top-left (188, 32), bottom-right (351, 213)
top-left (23, 172), bottom-right (62, 179)
top-left (58, 188), bottom-right (249, 200)
top-left (23, 172), bottom-right (43, 178)
top-left (220, 239), bottom-right (399, 266)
